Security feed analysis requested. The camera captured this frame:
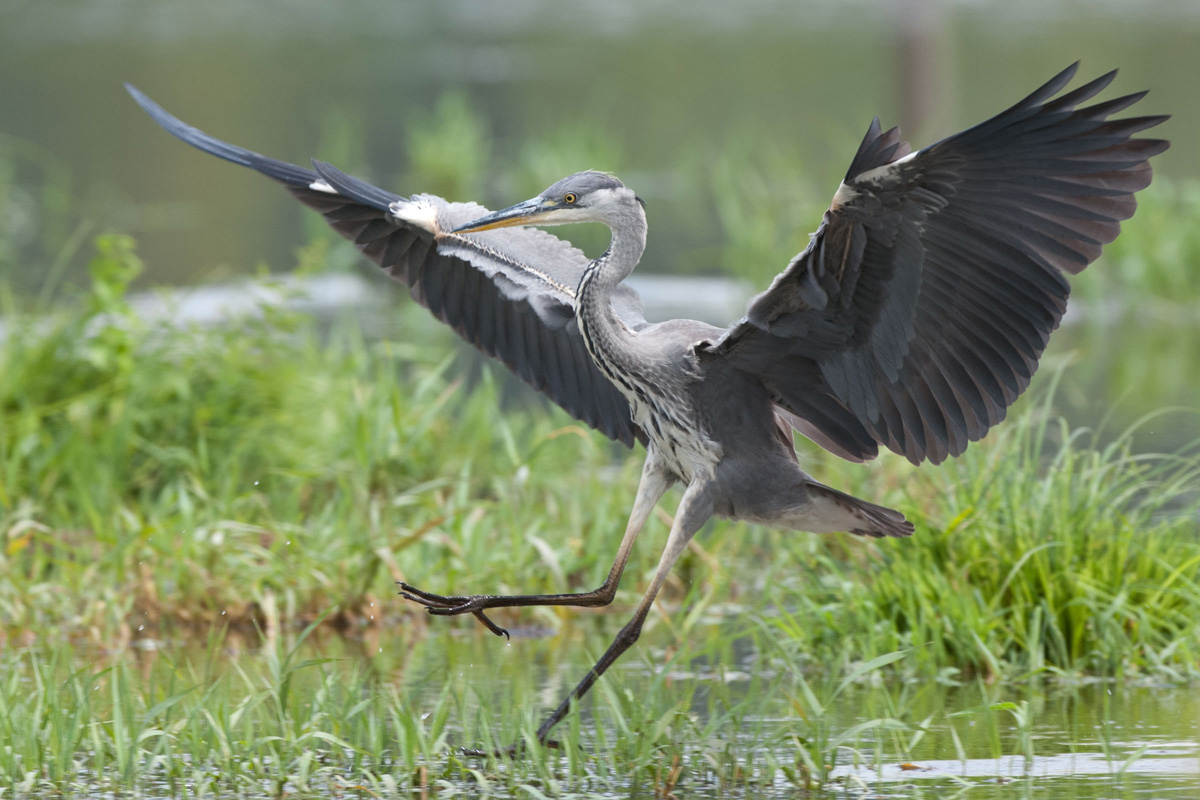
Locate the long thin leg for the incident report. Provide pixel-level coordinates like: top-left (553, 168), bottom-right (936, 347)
top-left (399, 455), bottom-right (673, 637)
top-left (467, 478), bottom-right (714, 754)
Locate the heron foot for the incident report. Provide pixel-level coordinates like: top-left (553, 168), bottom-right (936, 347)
top-left (397, 581), bottom-right (510, 639)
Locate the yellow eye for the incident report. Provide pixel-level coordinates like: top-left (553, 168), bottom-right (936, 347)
top-left (564, 192), bottom-right (577, 204)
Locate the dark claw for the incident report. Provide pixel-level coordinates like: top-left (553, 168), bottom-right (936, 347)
top-left (397, 581), bottom-right (509, 638)
top-left (473, 610), bottom-right (510, 639)
top-left (399, 590), bottom-right (451, 608)
top-left (397, 581), bottom-right (464, 607)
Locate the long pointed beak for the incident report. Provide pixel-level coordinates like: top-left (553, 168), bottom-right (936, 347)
top-left (452, 197), bottom-right (558, 233)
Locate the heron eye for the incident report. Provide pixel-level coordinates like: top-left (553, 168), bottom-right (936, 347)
top-left (564, 192), bottom-right (577, 204)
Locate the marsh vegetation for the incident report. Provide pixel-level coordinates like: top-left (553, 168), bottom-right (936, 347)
top-left (2, 6), bottom-right (1200, 792)
top-left (2, 207), bottom-right (1198, 795)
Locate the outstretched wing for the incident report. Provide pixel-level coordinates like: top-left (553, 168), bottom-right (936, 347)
top-left (127, 85), bottom-right (646, 447)
top-left (706, 64), bottom-right (1168, 464)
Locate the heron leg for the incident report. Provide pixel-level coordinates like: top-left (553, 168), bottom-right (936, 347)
top-left (490, 477), bottom-right (713, 751)
top-left (398, 456), bottom-right (672, 637)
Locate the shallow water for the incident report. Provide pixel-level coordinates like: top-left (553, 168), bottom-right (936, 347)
top-left (21, 618), bottom-right (1196, 798)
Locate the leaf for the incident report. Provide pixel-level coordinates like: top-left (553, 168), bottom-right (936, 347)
top-left (830, 718), bottom-right (910, 750)
top-left (526, 533), bottom-right (565, 587)
top-left (834, 650), bottom-right (909, 699)
top-left (6, 533), bottom-right (31, 555)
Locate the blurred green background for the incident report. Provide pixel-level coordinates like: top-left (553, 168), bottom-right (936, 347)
top-left (1, 0), bottom-right (1196, 287)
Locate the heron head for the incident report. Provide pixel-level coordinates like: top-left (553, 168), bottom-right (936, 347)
top-left (452, 171), bottom-right (643, 233)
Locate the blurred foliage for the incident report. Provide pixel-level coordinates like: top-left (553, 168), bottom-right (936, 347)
top-left (1077, 178), bottom-right (1200, 308)
top-left (699, 135), bottom-right (828, 286)
top-left (0, 134), bottom-right (81, 297)
top-left (511, 119), bottom-right (626, 197)
top-left (403, 92), bottom-right (492, 202)
top-left (5, 88), bottom-right (1197, 293)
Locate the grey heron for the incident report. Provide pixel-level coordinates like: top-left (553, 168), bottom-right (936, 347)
top-left (127, 63), bottom-right (1167, 749)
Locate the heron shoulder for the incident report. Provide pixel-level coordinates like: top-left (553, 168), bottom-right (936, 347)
top-left (630, 318), bottom-right (726, 374)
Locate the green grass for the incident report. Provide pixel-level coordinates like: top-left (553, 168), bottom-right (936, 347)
top-left (0, 232), bottom-right (1197, 795)
top-left (3, 233), bottom-right (1197, 675)
top-left (761, 394), bottom-right (1200, 681)
top-left (0, 239), bottom-right (643, 642)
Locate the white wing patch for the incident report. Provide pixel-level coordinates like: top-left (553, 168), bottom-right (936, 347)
top-left (309, 179), bottom-right (337, 194)
top-left (854, 149), bottom-right (920, 186)
top-left (389, 197), bottom-right (442, 235)
top-left (831, 182), bottom-right (858, 211)
top-left (388, 196), bottom-right (579, 301)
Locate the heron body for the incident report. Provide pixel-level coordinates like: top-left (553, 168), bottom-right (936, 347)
top-left (579, 241), bottom-right (721, 487)
top-left (127, 63), bottom-right (1167, 750)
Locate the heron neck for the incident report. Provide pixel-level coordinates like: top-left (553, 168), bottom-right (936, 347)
top-left (577, 224), bottom-right (645, 368)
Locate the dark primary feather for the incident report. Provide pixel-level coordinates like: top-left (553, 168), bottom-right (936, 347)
top-left (127, 84), bottom-right (646, 447)
top-left (708, 63), bottom-right (1168, 465)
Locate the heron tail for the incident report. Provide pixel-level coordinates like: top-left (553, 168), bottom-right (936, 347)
top-left (806, 483), bottom-right (915, 539)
